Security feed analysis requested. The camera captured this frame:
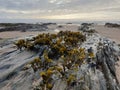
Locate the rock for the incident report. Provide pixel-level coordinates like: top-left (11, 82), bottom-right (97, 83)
top-left (22, 64), bottom-right (31, 70)
top-left (1, 30), bottom-right (120, 90)
top-left (52, 79), bottom-right (67, 90)
top-left (38, 45), bottom-right (48, 57)
top-left (96, 46), bottom-right (120, 90)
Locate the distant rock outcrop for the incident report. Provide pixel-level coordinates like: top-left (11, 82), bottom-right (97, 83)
top-left (0, 23), bottom-right (49, 32)
top-left (105, 23), bottom-right (120, 28)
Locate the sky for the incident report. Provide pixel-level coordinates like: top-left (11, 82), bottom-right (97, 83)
top-left (0, 0), bottom-right (120, 22)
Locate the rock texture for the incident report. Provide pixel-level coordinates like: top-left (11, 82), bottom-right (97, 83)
top-left (0, 31), bottom-right (120, 90)
top-left (49, 33), bottom-right (120, 90)
top-left (51, 45), bottom-right (120, 90)
top-left (96, 46), bottom-right (119, 90)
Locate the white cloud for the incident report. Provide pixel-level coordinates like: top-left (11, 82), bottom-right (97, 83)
top-left (0, 0), bottom-right (120, 21)
top-left (0, 9), bottom-right (46, 14)
top-left (49, 0), bottom-right (72, 4)
top-left (39, 11), bottom-right (120, 21)
top-left (49, 0), bottom-right (57, 3)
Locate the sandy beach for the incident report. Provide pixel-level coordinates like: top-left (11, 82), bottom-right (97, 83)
top-left (95, 25), bottom-right (120, 44)
top-left (0, 25), bottom-right (119, 44)
top-left (0, 31), bottom-right (46, 39)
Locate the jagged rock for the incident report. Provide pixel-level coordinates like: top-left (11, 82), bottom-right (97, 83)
top-left (74, 64), bottom-right (107, 90)
top-left (96, 46), bottom-right (120, 90)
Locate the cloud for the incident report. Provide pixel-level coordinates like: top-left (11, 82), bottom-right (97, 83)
top-left (0, 0), bottom-right (120, 21)
top-left (40, 11), bottom-right (120, 21)
top-left (49, 0), bottom-right (57, 3)
top-left (49, 0), bottom-right (72, 4)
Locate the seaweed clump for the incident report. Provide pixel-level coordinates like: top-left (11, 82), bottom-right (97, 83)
top-left (14, 31), bottom-right (87, 90)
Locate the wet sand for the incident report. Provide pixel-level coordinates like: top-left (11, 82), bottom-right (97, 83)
top-left (0, 31), bottom-right (45, 39)
top-left (0, 25), bottom-right (119, 44)
top-left (95, 25), bottom-right (120, 44)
